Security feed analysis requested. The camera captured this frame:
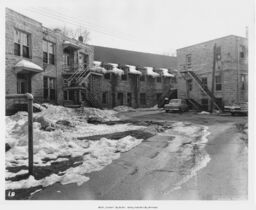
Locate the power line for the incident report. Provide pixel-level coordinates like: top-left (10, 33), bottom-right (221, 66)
top-left (24, 8), bottom-right (138, 43)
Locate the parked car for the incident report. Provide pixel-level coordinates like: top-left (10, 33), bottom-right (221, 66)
top-left (164, 99), bottom-right (189, 113)
top-left (230, 102), bottom-right (248, 116)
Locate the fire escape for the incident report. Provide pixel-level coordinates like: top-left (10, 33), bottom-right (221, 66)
top-left (62, 41), bottom-right (102, 108)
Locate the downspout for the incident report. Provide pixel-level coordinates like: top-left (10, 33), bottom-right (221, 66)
top-left (236, 38), bottom-right (240, 103)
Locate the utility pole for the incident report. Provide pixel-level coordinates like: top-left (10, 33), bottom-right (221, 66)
top-left (210, 44), bottom-right (216, 113)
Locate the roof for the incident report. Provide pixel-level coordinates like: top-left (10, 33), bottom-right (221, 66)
top-left (177, 35), bottom-right (247, 51)
top-left (93, 45), bottom-right (177, 69)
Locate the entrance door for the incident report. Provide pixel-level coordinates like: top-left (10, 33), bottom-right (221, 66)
top-left (17, 73), bottom-right (31, 94)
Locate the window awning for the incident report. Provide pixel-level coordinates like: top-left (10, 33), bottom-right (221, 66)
top-left (63, 40), bottom-right (81, 50)
top-left (126, 65), bottom-right (142, 75)
top-left (145, 67), bottom-right (160, 77)
top-left (15, 60), bottom-right (43, 74)
top-left (107, 63), bottom-right (124, 75)
top-left (160, 68), bottom-right (175, 77)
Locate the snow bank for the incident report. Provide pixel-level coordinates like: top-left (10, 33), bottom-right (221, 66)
top-left (5, 136), bottom-right (143, 190)
top-left (108, 63), bottom-right (124, 75)
top-left (160, 68), bottom-right (174, 77)
top-left (198, 111), bottom-right (210, 115)
top-left (113, 106), bottom-right (135, 112)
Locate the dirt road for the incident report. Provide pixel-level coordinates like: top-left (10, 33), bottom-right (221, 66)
top-left (31, 110), bottom-right (248, 200)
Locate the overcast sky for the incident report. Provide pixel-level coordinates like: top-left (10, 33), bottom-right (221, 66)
top-left (4, 0), bottom-right (254, 55)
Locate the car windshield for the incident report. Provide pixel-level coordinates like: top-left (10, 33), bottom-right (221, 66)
top-left (169, 99), bottom-right (181, 104)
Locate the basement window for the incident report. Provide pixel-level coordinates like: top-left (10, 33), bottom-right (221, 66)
top-left (215, 75), bottom-right (222, 91)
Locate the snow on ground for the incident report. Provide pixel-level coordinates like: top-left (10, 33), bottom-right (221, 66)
top-left (113, 106), bottom-right (135, 112)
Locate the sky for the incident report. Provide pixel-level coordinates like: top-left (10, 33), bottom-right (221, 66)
top-left (3, 0), bottom-right (254, 55)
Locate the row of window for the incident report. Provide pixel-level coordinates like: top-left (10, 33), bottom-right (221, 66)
top-left (102, 92), bottom-right (161, 106)
top-left (104, 73), bottom-right (173, 83)
top-left (14, 29), bottom-right (55, 65)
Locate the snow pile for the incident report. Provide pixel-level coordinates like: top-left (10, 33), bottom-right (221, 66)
top-left (126, 65), bottom-right (142, 75)
top-left (108, 63), bottom-right (124, 75)
top-left (91, 61), bottom-right (107, 74)
top-left (198, 111), bottom-right (210, 115)
top-left (5, 136), bottom-right (143, 190)
top-left (82, 107), bottom-right (119, 122)
top-left (160, 68), bottom-right (174, 77)
top-left (145, 67), bottom-right (160, 77)
top-left (113, 106), bottom-right (135, 112)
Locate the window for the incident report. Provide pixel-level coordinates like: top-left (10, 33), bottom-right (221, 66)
top-left (157, 77), bottom-right (162, 83)
top-left (201, 98), bottom-right (209, 111)
top-left (140, 75), bottom-right (145, 81)
top-left (240, 45), bottom-right (246, 59)
top-left (121, 74), bottom-right (127, 81)
top-left (43, 40), bottom-right (55, 65)
top-left (127, 92), bottom-right (132, 106)
top-left (156, 93), bottom-right (162, 101)
top-left (216, 46), bottom-right (221, 60)
top-left (43, 76), bottom-right (56, 101)
top-left (102, 92), bottom-right (108, 104)
top-left (117, 92), bottom-right (124, 105)
top-left (186, 54), bottom-right (192, 69)
top-left (187, 79), bottom-right (192, 91)
top-left (140, 93), bottom-right (146, 105)
top-left (215, 75), bottom-right (222, 91)
top-left (104, 73), bottom-right (111, 80)
top-left (14, 29), bottom-right (30, 58)
top-left (241, 74), bottom-right (246, 90)
top-left (64, 90), bottom-right (68, 100)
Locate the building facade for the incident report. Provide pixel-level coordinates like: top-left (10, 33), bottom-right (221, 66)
top-left (5, 8), bottom-right (178, 112)
top-left (5, 8), bottom-right (94, 113)
top-left (176, 35), bottom-right (248, 111)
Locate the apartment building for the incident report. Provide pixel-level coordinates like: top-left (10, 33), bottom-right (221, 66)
top-left (93, 46), bottom-right (178, 108)
top-left (5, 8), bottom-right (94, 113)
top-left (176, 35), bottom-right (248, 111)
top-left (5, 8), bottom-right (177, 112)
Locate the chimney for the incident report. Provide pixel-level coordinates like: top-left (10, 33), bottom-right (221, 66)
top-left (78, 36), bottom-right (83, 42)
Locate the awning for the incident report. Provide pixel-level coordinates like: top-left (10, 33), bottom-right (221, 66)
top-left (126, 65), bottom-right (142, 75)
top-left (63, 40), bottom-right (81, 50)
top-left (15, 60), bottom-right (43, 74)
top-left (91, 61), bottom-right (107, 74)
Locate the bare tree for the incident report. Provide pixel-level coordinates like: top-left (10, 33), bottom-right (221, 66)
top-left (58, 26), bottom-right (90, 43)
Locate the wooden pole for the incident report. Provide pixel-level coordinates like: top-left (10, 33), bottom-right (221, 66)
top-left (210, 44), bottom-right (217, 112)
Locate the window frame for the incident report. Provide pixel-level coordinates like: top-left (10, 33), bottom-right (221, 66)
top-left (14, 29), bottom-right (31, 58)
top-left (186, 54), bottom-right (192, 69)
top-left (215, 75), bottom-right (222, 91)
top-left (43, 40), bottom-right (55, 65)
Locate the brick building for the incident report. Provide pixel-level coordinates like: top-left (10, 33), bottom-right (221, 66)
top-left (176, 35), bottom-right (248, 111)
top-left (92, 46), bottom-right (178, 108)
top-left (5, 8), bottom-right (94, 113)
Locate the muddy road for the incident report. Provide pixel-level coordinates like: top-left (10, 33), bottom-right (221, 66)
top-left (31, 110), bottom-right (248, 200)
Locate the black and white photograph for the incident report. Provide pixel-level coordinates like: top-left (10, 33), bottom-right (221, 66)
top-left (1, 0), bottom-right (255, 209)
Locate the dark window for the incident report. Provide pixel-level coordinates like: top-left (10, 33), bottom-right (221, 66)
top-left (156, 93), bottom-right (162, 101)
top-left (102, 92), bottom-right (108, 104)
top-left (43, 76), bottom-right (56, 101)
top-left (186, 54), bottom-right (192, 69)
top-left (121, 74), bottom-right (127, 80)
top-left (187, 79), bottom-right (192, 91)
top-left (104, 73), bottom-right (111, 80)
top-left (140, 93), bottom-right (146, 105)
top-left (157, 77), bottom-right (162, 83)
top-left (241, 74), bottom-right (246, 90)
top-left (127, 92), bottom-right (132, 106)
top-left (240, 45), bottom-right (246, 58)
top-left (64, 91), bottom-right (68, 100)
top-left (215, 75), bottom-right (222, 91)
top-left (14, 29), bottom-right (30, 58)
top-left (216, 98), bottom-right (223, 108)
top-left (117, 92), bottom-right (124, 105)
top-left (201, 98), bottom-right (209, 111)
top-left (14, 43), bottom-right (20, 56)
top-left (216, 46), bottom-right (221, 60)
top-left (140, 75), bottom-right (145, 81)
top-left (43, 40), bottom-right (55, 65)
